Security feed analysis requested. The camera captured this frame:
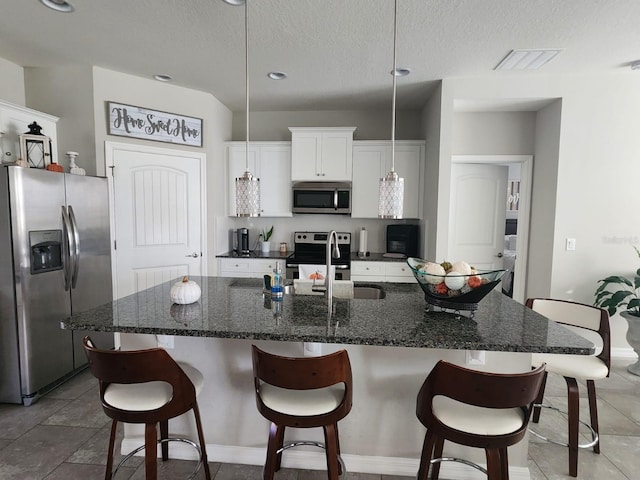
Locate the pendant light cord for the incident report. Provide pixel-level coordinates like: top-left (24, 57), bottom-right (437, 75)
top-left (245, 0), bottom-right (250, 172)
top-left (391, 0), bottom-right (398, 173)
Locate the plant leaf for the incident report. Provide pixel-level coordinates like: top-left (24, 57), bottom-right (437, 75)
top-left (598, 275), bottom-right (633, 287)
top-left (628, 298), bottom-right (640, 310)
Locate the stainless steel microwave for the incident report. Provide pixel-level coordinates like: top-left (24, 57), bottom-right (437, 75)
top-left (292, 182), bottom-right (351, 214)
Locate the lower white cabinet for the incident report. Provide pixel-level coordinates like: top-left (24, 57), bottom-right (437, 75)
top-left (351, 261), bottom-right (414, 283)
top-left (351, 141), bottom-right (424, 219)
top-left (226, 142), bottom-right (291, 217)
top-left (218, 258), bottom-right (285, 279)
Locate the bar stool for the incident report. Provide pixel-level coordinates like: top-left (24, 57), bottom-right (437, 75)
top-left (251, 345), bottom-right (353, 480)
top-left (525, 298), bottom-right (611, 477)
top-left (416, 360), bottom-right (546, 480)
top-left (82, 336), bottom-right (211, 480)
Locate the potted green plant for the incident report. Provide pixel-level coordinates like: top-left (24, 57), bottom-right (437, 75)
top-left (260, 225), bottom-right (274, 254)
top-left (595, 245), bottom-right (640, 375)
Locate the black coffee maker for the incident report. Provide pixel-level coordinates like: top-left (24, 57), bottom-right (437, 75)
top-left (236, 228), bottom-right (250, 255)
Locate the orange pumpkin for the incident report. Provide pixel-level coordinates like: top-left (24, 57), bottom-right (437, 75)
top-left (46, 163), bottom-right (64, 173)
top-left (468, 275), bottom-right (482, 289)
top-left (309, 272), bottom-right (324, 280)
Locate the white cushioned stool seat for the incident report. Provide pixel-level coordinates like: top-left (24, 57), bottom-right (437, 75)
top-left (532, 353), bottom-right (608, 381)
top-left (259, 383), bottom-right (345, 416)
top-left (432, 395), bottom-right (525, 436)
top-left (104, 361), bottom-right (203, 412)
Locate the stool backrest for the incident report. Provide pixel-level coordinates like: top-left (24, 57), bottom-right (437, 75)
top-left (83, 336), bottom-right (196, 422)
top-left (526, 298), bottom-right (611, 370)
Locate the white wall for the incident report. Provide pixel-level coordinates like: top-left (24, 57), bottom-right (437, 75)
top-left (91, 67), bottom-right (232, 275)
top-left (232, 109), bottom-right (423, 141)
top-left (0, 57), bottom-right (25, 106)
top-left (452, 112), bottom-right (536, 155)
top-left (24, 67), bottom-right (96, 174)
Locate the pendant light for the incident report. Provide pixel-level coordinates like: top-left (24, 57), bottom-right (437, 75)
top-left (378, 0), bottom-right (404, 219)
top-left (234, 0), bottom-right (261, 217)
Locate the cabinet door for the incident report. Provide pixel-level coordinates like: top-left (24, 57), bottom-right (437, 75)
top-left (393, 144), bottom-right (423, 219)
top-left (351, 144), bottom-right (387, 218)
top-left (258, 145), bottom-right (292, 217)
top-left (320, 131), bottom-right (353, 181)
top-left (227, 144), bottom-right (258, 216)
top-left (218, 258), bottom-right (253, 278)
top-left (291, 132), bottom-right (321, 180)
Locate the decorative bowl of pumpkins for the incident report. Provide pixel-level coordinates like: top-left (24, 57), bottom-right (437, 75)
top-left (407, 257), bottom-right (506, 314)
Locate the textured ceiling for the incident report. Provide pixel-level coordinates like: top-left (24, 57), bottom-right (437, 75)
top-left (1, 0), bottom-right (639, 112)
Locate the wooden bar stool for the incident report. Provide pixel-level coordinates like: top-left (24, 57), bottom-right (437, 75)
top-left (82, 336), bottom-right (211, 480)
top-left (416, 360), bottom-right (546, 480)
top-left (251, 345), bottom-right (353, 480)
top-left (526, 298), bottom-right (611, 477)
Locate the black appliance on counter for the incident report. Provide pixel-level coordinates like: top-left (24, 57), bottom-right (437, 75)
top-left (286, 231), bottom-right (351, 280)
top-left (386, 224), bottom-right (419, 258)
top-left (236, 228), bottom-right (250, 255)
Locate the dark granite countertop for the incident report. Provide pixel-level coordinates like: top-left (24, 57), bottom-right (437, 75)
top-left (350, 253), bottom-right (408, 262)
top-left (62, 277), bottom-right (594, 354)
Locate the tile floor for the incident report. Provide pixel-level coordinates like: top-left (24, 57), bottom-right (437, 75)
top-left (0, 359), bottom-right (638, 479)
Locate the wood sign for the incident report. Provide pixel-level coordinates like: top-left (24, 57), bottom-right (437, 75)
top-left (107, 102), bottom-right (203, 147)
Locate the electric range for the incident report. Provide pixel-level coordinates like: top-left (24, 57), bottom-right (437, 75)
top-left (286, 231), bottom-right (352, 280)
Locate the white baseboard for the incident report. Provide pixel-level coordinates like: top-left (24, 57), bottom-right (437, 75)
top-left (121, 438), bottom-right (531, 479)
top-left (612, 347), bottom-right (638, 359)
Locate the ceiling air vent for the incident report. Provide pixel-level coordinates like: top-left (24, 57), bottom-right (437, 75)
top-left (495, 49), bottom-right (561, 71)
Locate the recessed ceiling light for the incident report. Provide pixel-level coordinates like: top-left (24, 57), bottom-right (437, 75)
top-left (39, 0), bottom-right (74, 13)
top-left (153, 74), bottom-right (173, 82)
top-left (391, 68), bottom-right (411, 77)
top-left (495, 49), bottom-right (561, 71)
top-left (267, 72), bottom-right (287, 80)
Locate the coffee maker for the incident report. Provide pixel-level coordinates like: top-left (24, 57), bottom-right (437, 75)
top-left (236, 228), bottom-right (250, 256)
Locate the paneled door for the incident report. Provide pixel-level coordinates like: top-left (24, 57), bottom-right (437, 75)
top-left (106, 142), bottom-right (206, 299)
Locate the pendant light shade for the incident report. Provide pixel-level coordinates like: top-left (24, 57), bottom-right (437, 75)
top-left (378, 0), bottom-right (404, 219)
top-left (234, 0), bottom-right (261, 217)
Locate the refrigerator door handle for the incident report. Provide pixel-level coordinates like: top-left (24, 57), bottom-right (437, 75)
top-left (68, 205), bottom-right (81, 288)
top-left (61, 206), bottom-right (74, 291)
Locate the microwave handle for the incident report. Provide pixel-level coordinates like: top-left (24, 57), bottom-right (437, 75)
top-left (333, 188), bottom-right (338, 210)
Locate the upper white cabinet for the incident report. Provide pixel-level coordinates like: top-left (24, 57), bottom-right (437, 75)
top-left (0, 100), bottom-right (58, 165)
top-left (351, 140), bottom-right (424, 219)
top-left (289, 127), bottom-right (356, 181)
top-left (226, 142), bottom-right (292, 217)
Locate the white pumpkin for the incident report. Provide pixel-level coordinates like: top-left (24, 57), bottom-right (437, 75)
top-left (444, 272), bottom-right (465, 291)
top-left (451, 260), bottom-right (472, 275)
top-left (170, 276), bottom-right (201, 305)
top-left (423, 262), bottom-right (446, 284)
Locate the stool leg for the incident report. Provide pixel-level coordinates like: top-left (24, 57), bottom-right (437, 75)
top-left (145, 422), bottom-right (158, 480)
top-left (335, 423), bottom-right (342, 475)
top-left (263, 423), bottom-right (283, 480)
top-left (160, 419), bottom-right (169, 461)
top-left (323, 423), bottom-right (340, 480)
top-left (274, 425), bottom-right (285, 471)
top-left (416, 431), bottom-right (436, 480)
top-left (499, 446), bottom-right (509, 480)
top-left (105, 420), bottom-right (117, 480)
top-left (431, 437), bottom-right (445, 480)
top-left (532, 371), bottom-right (548, 423)
top-left (587, 379), bottom-right (601, 454)
top-left (566, 376), bottom-right (579, 477)
top-left (192, 403), bottom-right (212, 480)
top-left (485, 448), bottom-right (501, 480)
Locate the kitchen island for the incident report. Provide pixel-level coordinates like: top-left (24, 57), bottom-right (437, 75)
top-left (62, 277), bottom-right (594, 478)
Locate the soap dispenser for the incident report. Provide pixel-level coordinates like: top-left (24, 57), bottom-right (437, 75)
top-left (271, 262), bottom-right (284, 299)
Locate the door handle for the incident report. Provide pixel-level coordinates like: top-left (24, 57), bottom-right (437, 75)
top-left (185, 252), bottom-right (200, 258)
top-left (496, 252), bottom-right (504, 258)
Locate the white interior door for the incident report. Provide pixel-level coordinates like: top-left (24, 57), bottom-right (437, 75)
top-left (106, 142), bottom-right (206, 299)
top-left (448, 163), bottom-right (507, 270)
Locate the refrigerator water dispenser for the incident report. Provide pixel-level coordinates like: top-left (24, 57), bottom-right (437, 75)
top-left (29, 230), bottom-right (62, 274)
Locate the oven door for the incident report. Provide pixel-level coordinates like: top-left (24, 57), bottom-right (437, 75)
top-left (292, 182), bottom-right (351, 214)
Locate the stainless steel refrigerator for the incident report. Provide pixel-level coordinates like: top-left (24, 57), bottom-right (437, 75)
top-left (0, 166), bottom-right (113, 405)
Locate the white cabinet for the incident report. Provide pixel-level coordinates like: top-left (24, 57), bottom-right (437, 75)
top-left (0, 100), bottom-right (58, 165)
top-left (218, 258), bottom-right (285, 278)
top-left (351, 141), bottom-right (424, 219)
top-left (289, 127), bottom-right (356, 181)
top-left (351, 260), bottom-right (415, 283)
top-left (227, 142), bottom-right (292, 217)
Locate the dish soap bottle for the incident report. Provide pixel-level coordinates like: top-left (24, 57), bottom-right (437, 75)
top-left (271, 262), bottom-right (284, 299)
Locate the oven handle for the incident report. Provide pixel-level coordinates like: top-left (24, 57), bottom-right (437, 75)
top-left (286, 263), bottom-right (350, 270)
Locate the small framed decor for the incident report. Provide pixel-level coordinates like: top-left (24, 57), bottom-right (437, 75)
top-left (107, 102), bottom-right (203, 147)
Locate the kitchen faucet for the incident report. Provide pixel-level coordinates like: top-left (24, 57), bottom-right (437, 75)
top-left (312, 230), bottom-right (340, 307)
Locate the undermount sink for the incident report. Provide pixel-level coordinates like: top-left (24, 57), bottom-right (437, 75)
top-left (352, 285), bottom-right (386, 300)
